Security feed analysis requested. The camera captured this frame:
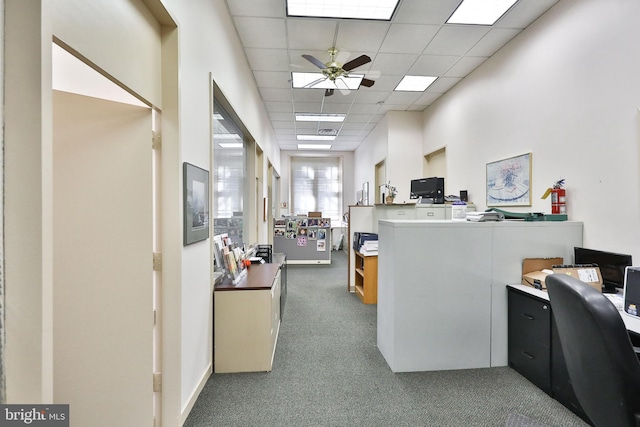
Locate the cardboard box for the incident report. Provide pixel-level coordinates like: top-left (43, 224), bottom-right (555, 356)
top-left (522, 257), bottom-right (563, 290)
top-left (552, 265), bottom-right (603, 292)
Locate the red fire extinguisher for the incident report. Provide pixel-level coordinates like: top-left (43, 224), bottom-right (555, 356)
top-left (551, 179), bottom-right (566, 214)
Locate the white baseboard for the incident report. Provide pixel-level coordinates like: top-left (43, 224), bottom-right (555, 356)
top-left (180, 363), bottom-right (212, 425)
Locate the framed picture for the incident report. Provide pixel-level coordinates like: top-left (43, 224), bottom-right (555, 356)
top-left (486, 153), bottom-right (532, 207)
top-left (183, 162), bottom-right (210, 245)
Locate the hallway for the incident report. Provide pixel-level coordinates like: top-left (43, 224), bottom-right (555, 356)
top-left (184, 251), bottom-right (586, 426)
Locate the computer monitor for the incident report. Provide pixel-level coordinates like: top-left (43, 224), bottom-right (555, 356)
top-left (410, 177), bottom-right (444, 204)
top-left (574, 247), bottom-right (632, 293)
top-left (623, 267), bottom-right (640, 317)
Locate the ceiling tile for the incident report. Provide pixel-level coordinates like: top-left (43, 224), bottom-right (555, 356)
top-left (264, 101), bottom-right (293, 113)
top-left (233, 17), bottom-right (287, 49)
top-left (384, 91), bottom-right (423, 105)
top-left (379, 24), bottom-right (440, 54)
top-left (269, 112), bottom-right (294, 121)
top-left (292, 88), bottom-right (326, 103)
top-left (408, 54), bottom-right (460, 76)
top-left (371, 53), bottom-right (418, 75)
top-left (353, 90), bottom-right (391, 104)
top-left (287, 19), bottom-right (338, 50)
top-left (424, 25), bottom-right (491, 56)
top-left (245, 48), bottom-right (291, 71)
top-left (259, 87), bottom-right (293, 102)
top-left (226, 0), bottom-right (284, 17)
top-left (253, 71), bottom-right (292, 89)
top-left (428, 77), bottom-right (463, 93)
top-left (413, 91), bottom-right (443, 107)
top-left (445, 56), bottom-right (488, 78)
top-left (467, 28), bottom-right (522, 57)
top-left (335, 21), bottom-right (391, 53)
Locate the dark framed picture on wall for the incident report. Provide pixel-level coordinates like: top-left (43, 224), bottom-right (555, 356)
top-left (183, 162), bottom-right (210, 245)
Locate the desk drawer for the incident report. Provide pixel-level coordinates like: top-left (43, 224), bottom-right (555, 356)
top-left (509, 331), bottom-right (551, 394)
top-left (508, 290), bottom-right (551, 343)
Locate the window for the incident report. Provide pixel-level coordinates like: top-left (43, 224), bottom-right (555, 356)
top-left (213, 101), bottom-right (246, 246)
top-left (291, 156), bottom-right (342, 222)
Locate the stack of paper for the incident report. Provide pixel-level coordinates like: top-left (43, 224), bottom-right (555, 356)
top-left (360, 240), bottom-right (378, 256)
top-left (466, 211), bottom-right (505, 222)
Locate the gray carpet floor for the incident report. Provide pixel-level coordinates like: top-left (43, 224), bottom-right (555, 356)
top-left (184, 250), bottom-right (589, 427)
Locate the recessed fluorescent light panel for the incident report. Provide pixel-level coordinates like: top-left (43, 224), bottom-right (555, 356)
top-left (297, 135), bottom-right (336, 141)
top-left (218, 143), bottom-right (243, 148)
top-left (395, 76), bottom-right (438, 92)
top-left (298, 144), bottom-right (332, 150)
top-left (291, 72), bottom-right (364, 90)
top-left (286, 0), bottom-right (400, 21)
top-left (295, 113), bottom-right (346, 123)
top-left (447, 0), bottom-right (519, 25)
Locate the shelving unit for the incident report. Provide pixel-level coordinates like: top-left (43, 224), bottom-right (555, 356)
top-left (354, 250), bottom-right (378, 304)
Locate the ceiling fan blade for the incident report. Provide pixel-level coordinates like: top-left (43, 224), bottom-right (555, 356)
top-left (335, 78), bottom-right (351, 96)
top-left (342, 54), bottom-right (371, 71)
top-left (360, 78), bottom-right (375, 88)
top-left (324, 89), bottom-right (334, 97)
top-left (302, 54), bottom-right (327, 70)
top-left (303, 77), bottom-right (327, 88)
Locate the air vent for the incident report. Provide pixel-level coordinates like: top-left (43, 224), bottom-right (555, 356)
top-left (318, 128), bottom-right (339, 136)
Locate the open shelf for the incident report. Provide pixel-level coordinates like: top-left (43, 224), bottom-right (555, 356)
top-left (354, 250), bottom-right (377, 304)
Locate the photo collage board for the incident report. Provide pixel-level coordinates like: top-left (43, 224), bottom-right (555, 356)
top-left (274, 216), bottom-right (331, 252)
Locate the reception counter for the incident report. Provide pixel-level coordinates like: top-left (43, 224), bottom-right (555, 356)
top-left (376, 219), bottom-right (583, 372)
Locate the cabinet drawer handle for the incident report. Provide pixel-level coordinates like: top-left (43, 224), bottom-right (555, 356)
top-left (522, 313), bottom-right (535, 321)
top-left (522, 351), bottom-right (535, 360)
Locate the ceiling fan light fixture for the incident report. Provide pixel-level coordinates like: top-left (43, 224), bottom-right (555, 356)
top-left (395, 75), bottom-right (438, 92)
top-left (286, 0), bottom-right (400, 21)
top-left (297, 135), bottom-right (336, 141)
top-left (295, 113), bottom-right (346, 123)
top-left (447, 0), bottom-right (519, 25)
top-left (298, 144), bottom-right (332, 150)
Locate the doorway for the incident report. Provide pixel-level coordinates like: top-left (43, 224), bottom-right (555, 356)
top-left (52, 45), bottom-right (158, 425)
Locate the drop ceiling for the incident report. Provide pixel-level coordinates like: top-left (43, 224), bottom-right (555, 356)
top-left (225, 0), bottom-right (560, 151)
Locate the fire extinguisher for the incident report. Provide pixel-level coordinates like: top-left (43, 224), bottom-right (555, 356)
top-left (551, 179), bottom-right (566, 214)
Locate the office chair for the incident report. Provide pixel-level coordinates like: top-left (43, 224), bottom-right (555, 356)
top-left (546, 274), bottom-right (640, 427)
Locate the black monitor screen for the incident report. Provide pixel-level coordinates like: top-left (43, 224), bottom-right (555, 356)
top-left (410, 177), bottom-right (444, 203)
top-left (574, 247), bottom-right (632, 292)
top-left (624, 267), bottom-right (640, 316)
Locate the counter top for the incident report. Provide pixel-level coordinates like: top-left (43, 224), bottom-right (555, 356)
top-left (215, 263), bottom-right (281, 291)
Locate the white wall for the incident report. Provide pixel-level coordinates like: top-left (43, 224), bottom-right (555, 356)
top-left (354, 115), bottom-right (389, 204)
top-left (161, 0), bottom-right (282, 415)
top-left (386, 111), bottom-right (423, 203)
top-left (354, 112), bottom-right (424, 204)
top-left (421, 0), bottom-right (640, 259)
top-left (4, 0), bottom-right (283, 422)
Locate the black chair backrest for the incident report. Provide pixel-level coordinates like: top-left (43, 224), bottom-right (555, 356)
top-left (546, 273), bottom-right (640, 427)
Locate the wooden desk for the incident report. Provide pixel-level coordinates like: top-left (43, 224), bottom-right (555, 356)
top-left (214, 264), bottom-right (282, 373)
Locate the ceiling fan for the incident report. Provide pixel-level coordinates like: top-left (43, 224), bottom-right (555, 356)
top-left (302, 47), bottom-right (375, 96)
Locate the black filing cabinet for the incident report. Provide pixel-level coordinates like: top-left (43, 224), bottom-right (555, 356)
top-left (508, 286), bottom-right (592, 425)
top-left (508, 289), bottom-right (552, 394)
